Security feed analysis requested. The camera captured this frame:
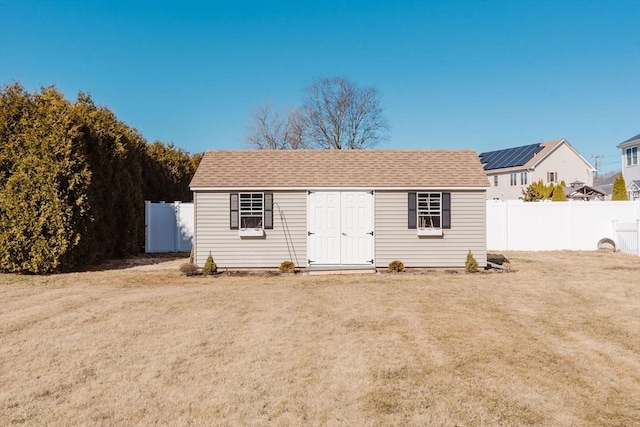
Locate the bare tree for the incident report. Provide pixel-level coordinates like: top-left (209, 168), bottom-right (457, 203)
top-left (246, 103), bottom-right (308, 150)
top-left (245, 77), bottom-right (388, 150)
top-left (303, 77), bottom-right (388, 149)
top-left (282, 107), bottom-right (307, 149)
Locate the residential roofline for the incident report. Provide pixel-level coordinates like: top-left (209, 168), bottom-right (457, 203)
top-left (616, 133), bottom-right (640, 149)
top-left (191, 186), bottom-right (489, 191)
top-left (480, 138), bottom-right (595, 173)
top-left (531, 138), bottom-right (595, 172)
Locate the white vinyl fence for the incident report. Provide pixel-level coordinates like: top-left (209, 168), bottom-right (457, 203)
top-left (145, 201), bottom-right (194, 253)
top-left (145, 200), bottom-right (640, 255)
top-left (614, 221), bottom-right (640, 255)
top-left (487, 200), bottom-right (640, 255)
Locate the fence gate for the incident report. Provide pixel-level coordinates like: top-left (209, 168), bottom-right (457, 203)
top-left (145, 201), bottom-right (194, 253)
top-left (615, 221), bottom-right (640, 255)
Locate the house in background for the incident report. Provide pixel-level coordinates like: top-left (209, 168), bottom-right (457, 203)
top-left (189, 150), bottom-right (489, 271)
top-left (616, 133), bottom-right (640, 200)
top-left (479, 138), bottom-right (595, 200)
top-left (594, 173), bottom-right (617, 200)
top-left (563, 181), bottom-right (606, 201)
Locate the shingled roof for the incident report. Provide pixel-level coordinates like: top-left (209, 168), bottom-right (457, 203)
top-left (616, 133), bottom-right (640, 148)
top-left (190, 149), bottom-right (489, 189)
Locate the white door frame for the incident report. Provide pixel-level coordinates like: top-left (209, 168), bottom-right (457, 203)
top-left (307, 190), bottom-right (375, 267)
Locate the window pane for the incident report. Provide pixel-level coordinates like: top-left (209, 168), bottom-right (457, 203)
top-left (241, 216), bottom-right (262, 228)
top-left (239, 193), bottom-right (264, 228)
top-left (417, 193), bottom-right (441, 229)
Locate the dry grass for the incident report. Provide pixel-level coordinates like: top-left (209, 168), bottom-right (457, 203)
top-left (1, 251), bottom-right (639, 426)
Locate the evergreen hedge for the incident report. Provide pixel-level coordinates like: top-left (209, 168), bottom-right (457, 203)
top-left (0, 83), bottom-right (201, 273)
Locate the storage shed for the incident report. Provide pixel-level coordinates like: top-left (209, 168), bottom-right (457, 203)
top-left (190, 150), bottom-right (489, 270)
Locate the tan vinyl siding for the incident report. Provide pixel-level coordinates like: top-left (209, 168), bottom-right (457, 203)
top-left (375, 191), bottom-right (487, 268)
top-left (194, 191), bottom-right (306, 268)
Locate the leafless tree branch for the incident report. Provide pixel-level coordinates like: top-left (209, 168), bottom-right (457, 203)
top-left (246, 77), bottom-right (388, 150)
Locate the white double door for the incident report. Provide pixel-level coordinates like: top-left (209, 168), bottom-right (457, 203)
top-left (308, 191), bottom-right (374, 265)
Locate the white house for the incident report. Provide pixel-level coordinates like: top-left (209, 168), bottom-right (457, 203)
top-left (189, 150), bottom-right (489, 270)
top-left (479, 138), bottom-right (595, 200)
top-left (616, 133), bottom-right (640, 200)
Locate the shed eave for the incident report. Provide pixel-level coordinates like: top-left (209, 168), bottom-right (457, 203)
top-left (190, 185), bottom-right (489, 191)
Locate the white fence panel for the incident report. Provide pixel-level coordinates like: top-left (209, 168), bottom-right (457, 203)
top-left (614, 222), bottom-right (640, 255)
top-left (145, 201), bottom-right (194, 253)
top-left (487, 200), bottom-right (640, 255)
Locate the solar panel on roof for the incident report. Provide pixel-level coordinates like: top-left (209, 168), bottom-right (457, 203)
top-left (479, 143), bottom-right (543, 170)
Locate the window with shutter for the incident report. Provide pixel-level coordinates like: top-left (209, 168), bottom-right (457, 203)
top-left (230, 192), bottom-right (271, 236)
top-left (409, 192), bottom-right (450, 235)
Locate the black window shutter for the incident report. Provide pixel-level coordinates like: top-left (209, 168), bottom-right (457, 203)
top-left (442, 192), bottom-right (451, 229)
top-left (264, 192), bottom-right (273, 229)
top-left (408, 192), bottom-right (417, 229)
top-left (230, 193), bottom-right (238, 230)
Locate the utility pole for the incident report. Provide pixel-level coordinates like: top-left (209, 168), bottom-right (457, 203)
top-left (592, 154), bottom-right (603, 183)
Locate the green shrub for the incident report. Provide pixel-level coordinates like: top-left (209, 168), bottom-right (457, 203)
top-left (522, 180), bottom-right (555, 201)
top-left (612, 174), bottom-right (628, 201)
top-left (179, 262), bottom-right (198, 276)
top-left (465, 250), bottom-right (478, 273)
top-left (388, 260), bottom-right (405, 272)
top-left (202, 252), bottom-right (217, 275)
top-left (552, 184), bottom-right (567, 201)
top-left (279, 260), bottom-right (295, 273)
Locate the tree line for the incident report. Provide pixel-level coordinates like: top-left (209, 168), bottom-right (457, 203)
top-left (0, 83), bottom-right (201, 273)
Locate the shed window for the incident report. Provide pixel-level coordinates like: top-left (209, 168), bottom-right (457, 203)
top-left (521, 172), bottom-right (528, 185)
top-left (408, 192), bottom-right (451, 230)
top-left (240, 193), bottom-right (263, 228)
top-left (417, 193), bottom-right (441, 228)
top-left (230, 192), bottom-right (273, 230)
top-left (510, 173), bottom-right (517, 186)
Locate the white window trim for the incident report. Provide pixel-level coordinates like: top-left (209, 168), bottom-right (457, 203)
top-left (510, 173), bottom-right (517, 186)
top-left (417, 228), bottom-right (443, 236)
top-left (626, 147), bottom-right (638, 166)
top-left (416, 192), bottom-right (442, 235)
top-left (238, 192), bottom-right (265, 237)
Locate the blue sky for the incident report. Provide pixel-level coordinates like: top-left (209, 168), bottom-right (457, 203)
top-left (1, 0), bottom-right (639, 173)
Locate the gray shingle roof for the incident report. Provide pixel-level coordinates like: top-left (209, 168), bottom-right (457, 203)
top-left (617, 133), bottom-right (640, 148)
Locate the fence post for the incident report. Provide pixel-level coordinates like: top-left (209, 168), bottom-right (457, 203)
top-left (145, 200), bottom-right (151, 253)
top-left (636, 220), bottom-right (640, 255)
top-left (567, 201), bottom-right (574, 250)
top-left (174, 201), bottom-right (181, 252)
top-left (504, 200), bottom-right (510, 250)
